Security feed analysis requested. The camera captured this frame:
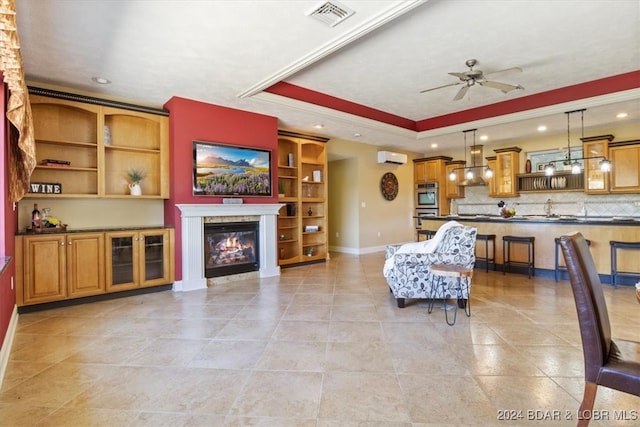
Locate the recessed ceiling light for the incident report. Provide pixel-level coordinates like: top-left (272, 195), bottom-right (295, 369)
top-left (431, 143), bottom-right (438, 148)
top-left (91, 76), bottom-right (111, 85)
top-left (616, 112), bottom-right (628, 119)
top-left (313, 124), bottom-right (324, 129)
top-left (353, 132), bottom-right (361, 137)
top-left (479, 135), bottom-right (488, 141)
top-left (537, 125), bottom-right (547, 132)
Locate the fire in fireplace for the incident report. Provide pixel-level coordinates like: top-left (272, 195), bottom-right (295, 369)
top-left (204, 221), bottom-right (259, 278)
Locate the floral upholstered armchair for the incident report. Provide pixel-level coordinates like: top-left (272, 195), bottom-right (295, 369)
top-left (384, 224), bottom-right (477, 308)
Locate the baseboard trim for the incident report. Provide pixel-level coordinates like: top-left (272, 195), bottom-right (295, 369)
top-left (0, 305), bottom-right (18, 390)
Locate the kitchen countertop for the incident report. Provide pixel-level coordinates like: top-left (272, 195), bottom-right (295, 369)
top-left (418, 215), bottom-right (640, 226)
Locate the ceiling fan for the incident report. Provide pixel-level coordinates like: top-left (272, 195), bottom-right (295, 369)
top-left (420, 59), bottom-right (524, 101)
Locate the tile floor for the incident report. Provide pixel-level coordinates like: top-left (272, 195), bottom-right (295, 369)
top-left (1, 252), bottom-right (639, 426)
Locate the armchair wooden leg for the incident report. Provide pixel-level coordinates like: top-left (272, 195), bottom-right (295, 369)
top-left (577, 381), bottom-right (597, 427)
top-left (396, 298), bottom-right (405, 308)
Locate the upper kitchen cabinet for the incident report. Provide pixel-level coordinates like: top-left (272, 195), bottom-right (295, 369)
top-left (609, 140), bottom-right (640, 193)
top-left (582, 134), bottom-right (613, 194)
top-left (485, 156), bottom-right (497, 197)
top-left (414, 156), bottom-right (451, 184)
top-left (28, 90), bottom-right (169, 199)
top-left (445, 160), bottom-right (466, 199)
top-left (492, 147), bottom-right (521, 198)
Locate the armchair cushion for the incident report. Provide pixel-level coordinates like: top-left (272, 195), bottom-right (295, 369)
top-left (384, 223), bottom-right (477, 307)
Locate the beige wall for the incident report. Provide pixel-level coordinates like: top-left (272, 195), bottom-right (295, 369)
top-left (327, 139), bottom-right (417, 254)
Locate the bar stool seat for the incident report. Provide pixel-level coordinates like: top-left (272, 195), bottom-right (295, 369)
top-left (417, 229), bottom-right (436, 241)
top-left (428, 264), bottom-right (473, 325)
top-left (502, 235), bottom-right (535, 278)
top-left (609, 240), bottom-right (640, 286)
top-left (555, 237), bottom-right (591, 281)
top-left (475, 234), bottom-right (496, 272)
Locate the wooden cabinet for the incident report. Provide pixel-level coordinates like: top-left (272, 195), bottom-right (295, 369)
top-left (16, 232), bottom-right (105, 306)
top-left (28, 91), bottom-right (169, 199)
top-left (492, 147), bottom-right (521, 197)
top-left (582, 135), bottom-right (613, 194)
top-left (485, 156), bottom-right (497, 197)
top-left (15, 228), bottom-right (173, 307)
top-left (277, 131), bottom-right (329, 266)
top-left (609, 140), bottom-right (640, 193)
top-left (445, 161), bottom-right (466, 199)
top-left (105, 229), bottom-right (174, 292)
top-left (414, 157), bottom-right (450, 183)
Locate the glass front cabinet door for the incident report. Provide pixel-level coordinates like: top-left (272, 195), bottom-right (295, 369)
top-left (106, 228), bottom-right (173, 292)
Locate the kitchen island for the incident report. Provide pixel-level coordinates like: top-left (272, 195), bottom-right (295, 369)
top-left (420, 215), bottom-right (640, 284)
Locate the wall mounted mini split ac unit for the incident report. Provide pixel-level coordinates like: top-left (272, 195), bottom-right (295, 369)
top-left (377, 151), bottom-right (407, 165)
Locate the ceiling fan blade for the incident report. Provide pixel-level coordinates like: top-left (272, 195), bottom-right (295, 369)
top-left (480, 80), bottom-right (523, 93)
top-left (419, 81), bottom-right (462, 94)
top-left (448, 72), bottom-right (467, 79)
top-left (484, 66), bottom-right (523, 77)
top-left (453, 85), bottom-right (470, 101)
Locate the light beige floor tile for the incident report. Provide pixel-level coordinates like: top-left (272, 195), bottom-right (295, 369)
top-left (319, 371), bottom-right (411, 422)
top-left (230, 371), bottom-right (322, 418)
top-left (4, 252), bottom-right (639, 425)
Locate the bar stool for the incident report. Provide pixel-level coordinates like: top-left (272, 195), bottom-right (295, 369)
top-left (502, 235), bottom-right (535, 278)
top-left (475, 234), bottom-right (496, 272)
top-left (427, 264), bottom-right (472, 325)
top-left (417, 229), bottom-right (436, 241)
top-left (555, 237), bottom-right (590, 281)
top-left (609, 240), bottom-right (640, 286)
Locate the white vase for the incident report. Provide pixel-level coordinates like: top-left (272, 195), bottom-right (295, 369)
top-left (128, 183), bottom-right (142, 196)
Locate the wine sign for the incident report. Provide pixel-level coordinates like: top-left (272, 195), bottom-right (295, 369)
top-left (28, 182), bottom-right (62, 194)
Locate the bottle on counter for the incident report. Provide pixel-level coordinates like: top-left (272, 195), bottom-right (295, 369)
top-left (31, 203), bottom-right (41, 229)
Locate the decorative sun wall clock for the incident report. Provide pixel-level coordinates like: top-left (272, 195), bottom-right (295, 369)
top-left (380, 172), bottom-right (399, 201)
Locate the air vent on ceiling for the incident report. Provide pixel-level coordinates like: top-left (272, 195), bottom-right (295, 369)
top-left (306, 1), bottom-right (355, 27)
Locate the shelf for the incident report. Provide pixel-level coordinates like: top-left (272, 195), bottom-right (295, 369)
top-left (105, 145), bottom-right (161, 154)
top-left (517, 171), bottom-right (584, 192)
top-left (35, 165), bottom-right (98, 172)
top-left (36, 139), bottom-right (97, 148)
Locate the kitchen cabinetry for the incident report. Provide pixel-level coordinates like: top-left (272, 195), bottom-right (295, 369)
top-left (492, 147), bottom-right (521, 197)
top-left (609, 140), bottom-right (640, 193)
top-left (28, 90), bottom-right (169, 199)
top-left (485, 156), bottom-right (497, 197)
top-left (106, 229), bottom-right (174, 292)
top-left (16, 232), bottom-right (105, 306)
top-left (445, 160), bottom-right (466, 198)
top-left (15, 228), bottom-right (173, 307)
top-left (414, 156), bottom-right (450, 183)
top-left (582, 134), bottom-right (613, 194)
top-left (277, 131), bottom-right (329, 266)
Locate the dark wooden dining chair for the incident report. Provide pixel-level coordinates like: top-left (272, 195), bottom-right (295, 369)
top-left (559, 232), bottom-right (640, 426)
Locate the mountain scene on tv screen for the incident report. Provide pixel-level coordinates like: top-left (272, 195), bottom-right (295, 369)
top-left (195, 145), bottom-right (271, 196)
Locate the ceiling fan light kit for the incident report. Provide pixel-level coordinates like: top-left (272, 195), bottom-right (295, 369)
top-left (420, 58), bottom-right (524, 101)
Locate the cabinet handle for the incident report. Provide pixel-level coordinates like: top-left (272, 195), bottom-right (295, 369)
top-left (60, 242), bottom-right (65, 246)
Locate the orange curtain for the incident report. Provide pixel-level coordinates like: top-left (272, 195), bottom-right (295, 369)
top-left (1, 0), bottom-right (36, 202)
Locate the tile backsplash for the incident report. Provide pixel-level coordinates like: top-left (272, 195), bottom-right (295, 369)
top-left (454, 186), bottom-right (640, 218)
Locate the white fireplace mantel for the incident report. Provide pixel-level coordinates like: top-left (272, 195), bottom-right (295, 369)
top-left (175, 203), bottom-right (284, 292)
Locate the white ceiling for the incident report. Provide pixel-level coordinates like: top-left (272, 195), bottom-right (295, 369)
top-left (14, 0), bottom-right (640, 155)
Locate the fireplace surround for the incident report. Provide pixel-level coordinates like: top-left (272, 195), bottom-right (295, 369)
top-left (175, 204), bottom-right (283, 291)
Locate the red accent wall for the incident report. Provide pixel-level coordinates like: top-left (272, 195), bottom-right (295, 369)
top-left (1, 79), bottom-right (17, 346)
top-left (162, 96), bottom-right (279, 281)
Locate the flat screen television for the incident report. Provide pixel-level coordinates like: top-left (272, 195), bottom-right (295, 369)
top-left (193, 140), bottom-right (272, 196)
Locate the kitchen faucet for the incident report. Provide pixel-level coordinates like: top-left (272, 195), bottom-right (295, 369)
top-left (544, 198), bottom-right (553, 217)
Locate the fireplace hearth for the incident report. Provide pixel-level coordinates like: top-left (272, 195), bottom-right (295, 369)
top-left (204, 221), bottom-right (259, 277)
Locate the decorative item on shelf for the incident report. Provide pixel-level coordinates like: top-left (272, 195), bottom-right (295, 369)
top-left (313, 170), bottom-right (322, 182)
top-left (280, 248), bottom-right (285, 259)
top-left (307, 207), bottom-right (313, 216)
top-left (525, 159), bottom-right (532, 173)
top-left (103, 125), bottom-right (111, 146)
top-left (31, 203), bottom-right (41, 229)
top-left (288, 152), bottom-right (294, 167)
top-left (286, 203), bottom-right (296, 216)
top-left (28, 182), bottom-right (63, 194)
top-left (306, 247), bottom-right (314, 257)
top-left (127, 167), bottom-right (146, 196)
top-left (278, 181), bottom-right (285, 198)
